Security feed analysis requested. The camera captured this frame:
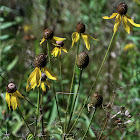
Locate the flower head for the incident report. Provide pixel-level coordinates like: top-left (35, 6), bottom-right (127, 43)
top-left (26, 54), bottom-right (58, 92)
top-left (51, 41), bottom-right (68, 57)
top-left (40, 28), bottom-right (66, 45)
top-left (102, 3), bottom-right (140, 34)
top-left (72, 22), bottom-right (98, 50)
top-left (6, 83), bottom-right (24, 110)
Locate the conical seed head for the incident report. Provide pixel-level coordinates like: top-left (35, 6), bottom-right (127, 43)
top-left (91, 92), bottom-right (103, 108)
top-left (117, 3), bottom-right (128, 15)
top-left (76, 22), bottom-right (85, 33)
top-left (43, 29), bottom-right (54, 39)
top-left (6, 83), bottom-right (17, 93)
top-left (35, 54), bottom-right (47, 68)
top-left (77, 52), bottom-right (89, 69)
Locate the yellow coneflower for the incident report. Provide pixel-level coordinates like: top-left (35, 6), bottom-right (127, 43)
top-left (40, 29), bottom-right (66, 45)
top-left (26, 54), bottom-right (58, 92)
top-left (6, 83), bottom-right (24, 110)
top-left (51, 41), bottom-right (68, 57)
top-left (102, 3), bottom-right (140, 34)
top-left (72, 22), bottom-right (98, 50)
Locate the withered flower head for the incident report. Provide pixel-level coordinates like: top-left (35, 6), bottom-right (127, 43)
top-left (35, 54), bottom-right (47, 68)
top-left (43, 29), bottom-right (54, 39)
top-left (91, 92), bottom-right (103, 108)
top-left (6, 83), bottom-right (17, 93)
top-left (76, 22), bottom-right (86, 33)
top-left (77, 52), bottom-right (89, 69)
top-left (117, 3), bottom-right (128, 15)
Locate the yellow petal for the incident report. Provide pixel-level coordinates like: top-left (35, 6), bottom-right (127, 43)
top-left (44, 80), bottom-right (50, 89)
top-left (71, 32), bottom-right (80, 47)
top-left (122, 16), bottom-right (130, 34)
top-left (40, 38), bottom-right (45, 45)
top-left (11, 95), bottom-right (17, 110)
top-left (41, 67), bottom-right (58, 81)
top-left (51, 47), bottom-right (59, 57)
top-left (15, 90), bottom-right (24, 98)
top-left (123, 43), bottom-right (136, 51)
top-left (81, 33), bottom-right (90, 50)
top-left (58, 48), bottom-right (61, 57)
top-left (62, 47), bottom-right (68, 53)
top-left (41, 82), bottom-right (46, 92)
top-left (5, 92), bottom-right (11, 110)
top-left (36, 68), bottom-right (41, 87)
top-left (126, 14), bottom-right (140, 27)
top-left (84, 33), bottom-right (99, 41)
top-left (53, 36), bottom-right (66, 41)
top-left (26, 67), bottom-right (38, 91)
top-left (102, 13), bottom-right (118, 19)
top-left (113, 14), bottom-right (121, 33)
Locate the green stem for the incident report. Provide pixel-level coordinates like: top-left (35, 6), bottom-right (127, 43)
top-left (82, 108), bottom-right (97, 140)
top-left (69, 32), bottom-right (116, 133)
top-left (67, 69), bottom-right (83, 132)
top-left (59, 55), bottom-right (63, 93)
top-left (47, 40), bottom-right (61, 124)
top-left (34, 87), bottom-right (41, 137)
top-left (18, 107), bottom-right (35, 139)
top-left (64, 34), bottom-right (81, 133)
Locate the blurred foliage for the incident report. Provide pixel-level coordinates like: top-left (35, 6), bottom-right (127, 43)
top-left (0, 0), bottom-right (140, 139)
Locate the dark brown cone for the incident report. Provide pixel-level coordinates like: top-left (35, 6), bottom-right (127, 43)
top-left (91, 92), bottom-right (103, 108)
top-left (43, 29), bottom-right (54, 39)
top-left (56, 41), bottom-right (64, 47)
top-left (6, 83), bottom-right (17, 93)
top-left (76, 22), bottom-right (85, 33)
top-left (35, 54), bottom-right (47, 68)
top-left (117, 3), bottom-right (128, 15)
top-left (77, 52), bottom-right (89, 69)
top-left (41, 72), bottom-right (47, 81)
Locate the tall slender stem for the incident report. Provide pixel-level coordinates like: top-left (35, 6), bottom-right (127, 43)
top-left (67, 69), bottom-right (83, 132)
top-left (64, 34), bottom-right (81, 133)
top-left (82, 108), bottom-right (97, 140)
top-left (47, 40), bottom-right (61, 124)
top-left (69, 32), bottom-right (116, 133)
top-left (59, 55), bottom-right (63, 93)
top-left (34, 87), bottom-right (40, 137)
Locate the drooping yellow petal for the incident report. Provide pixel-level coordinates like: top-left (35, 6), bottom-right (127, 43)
top-left (15, 90), bottom-right (24, 98)
top-left (71, 32), bottom-right (80, 47)
top-left (62, 47), bottom-right (68, 53)
top-left (26, 67), bottom-right (38, 92)
top-left (102, 13), bottom-right (118, 19)
top-left (58, 48), bottom-right (61, 57)
top-left (51, 47), bottom-right (59, 57)
top-left (123, 43), bottom-right (136, 51)
top-left (41, 82), bottom-right (46, 92)
top-left (53, 36), bottom-right (66, 41)
top-left (36, 68), bottom-right (41, 87)
top-left (113, 14), bottom-right (121, 33)
top-left (44, 80), bottom-right (50, 89)
top-left (11, 95), bottom-right (17, 110)
top-left (126, 14), bottom-right (140, 27)
top-left (122, 16), bottom-right (130, 34)
top-left (81, 33), bottom-right (90, 50)
top-left (40, 38), bottom-right (45, 45)
top-left (5, 92), bottom-right (11, 110)
top-left (84, 33), bottom-right (99, 41)
top-left (41, 67), bottom-right (58, 81)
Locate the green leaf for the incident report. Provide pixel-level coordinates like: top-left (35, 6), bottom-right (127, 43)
top-left (27, 134), bottom-right (34, 140)
top-left (3, 45), bottom-right (12, 53)
top-left (0, 35), bottom-right (9, 40)
top-left (0, 17), bottom-right (4, 22)
top-left (0, 22), bottom-right (16, 30)
top-left (7, 56), bottom-right (19, 71)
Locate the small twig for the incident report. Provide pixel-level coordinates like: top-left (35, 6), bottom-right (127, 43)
top-left (24, 97), bottom-right (37, 108)
top-left (100, 127), bottom-right (118, 140)
top-left (40, 108), bottom-right (45, 140)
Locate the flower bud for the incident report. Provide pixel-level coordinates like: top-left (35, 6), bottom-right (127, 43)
top-left (56, 41), bottom-right (64, 47)
top-left (35, 54), bottom-right (47, 68)
top-left (117, 3), bottom-right (128, 15)
top-left (76, 22), bottom-right (85, 33)
top-left (41, 72), bottom-right (47, 81)
top-left (91, 92), bottom-right (103, 108)
top-left (77, 52), bottom-right (89, 69)
top-left (6, 83), bottom-right (17, 93)
top-left (43, 29), bottom-right (54, 39)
